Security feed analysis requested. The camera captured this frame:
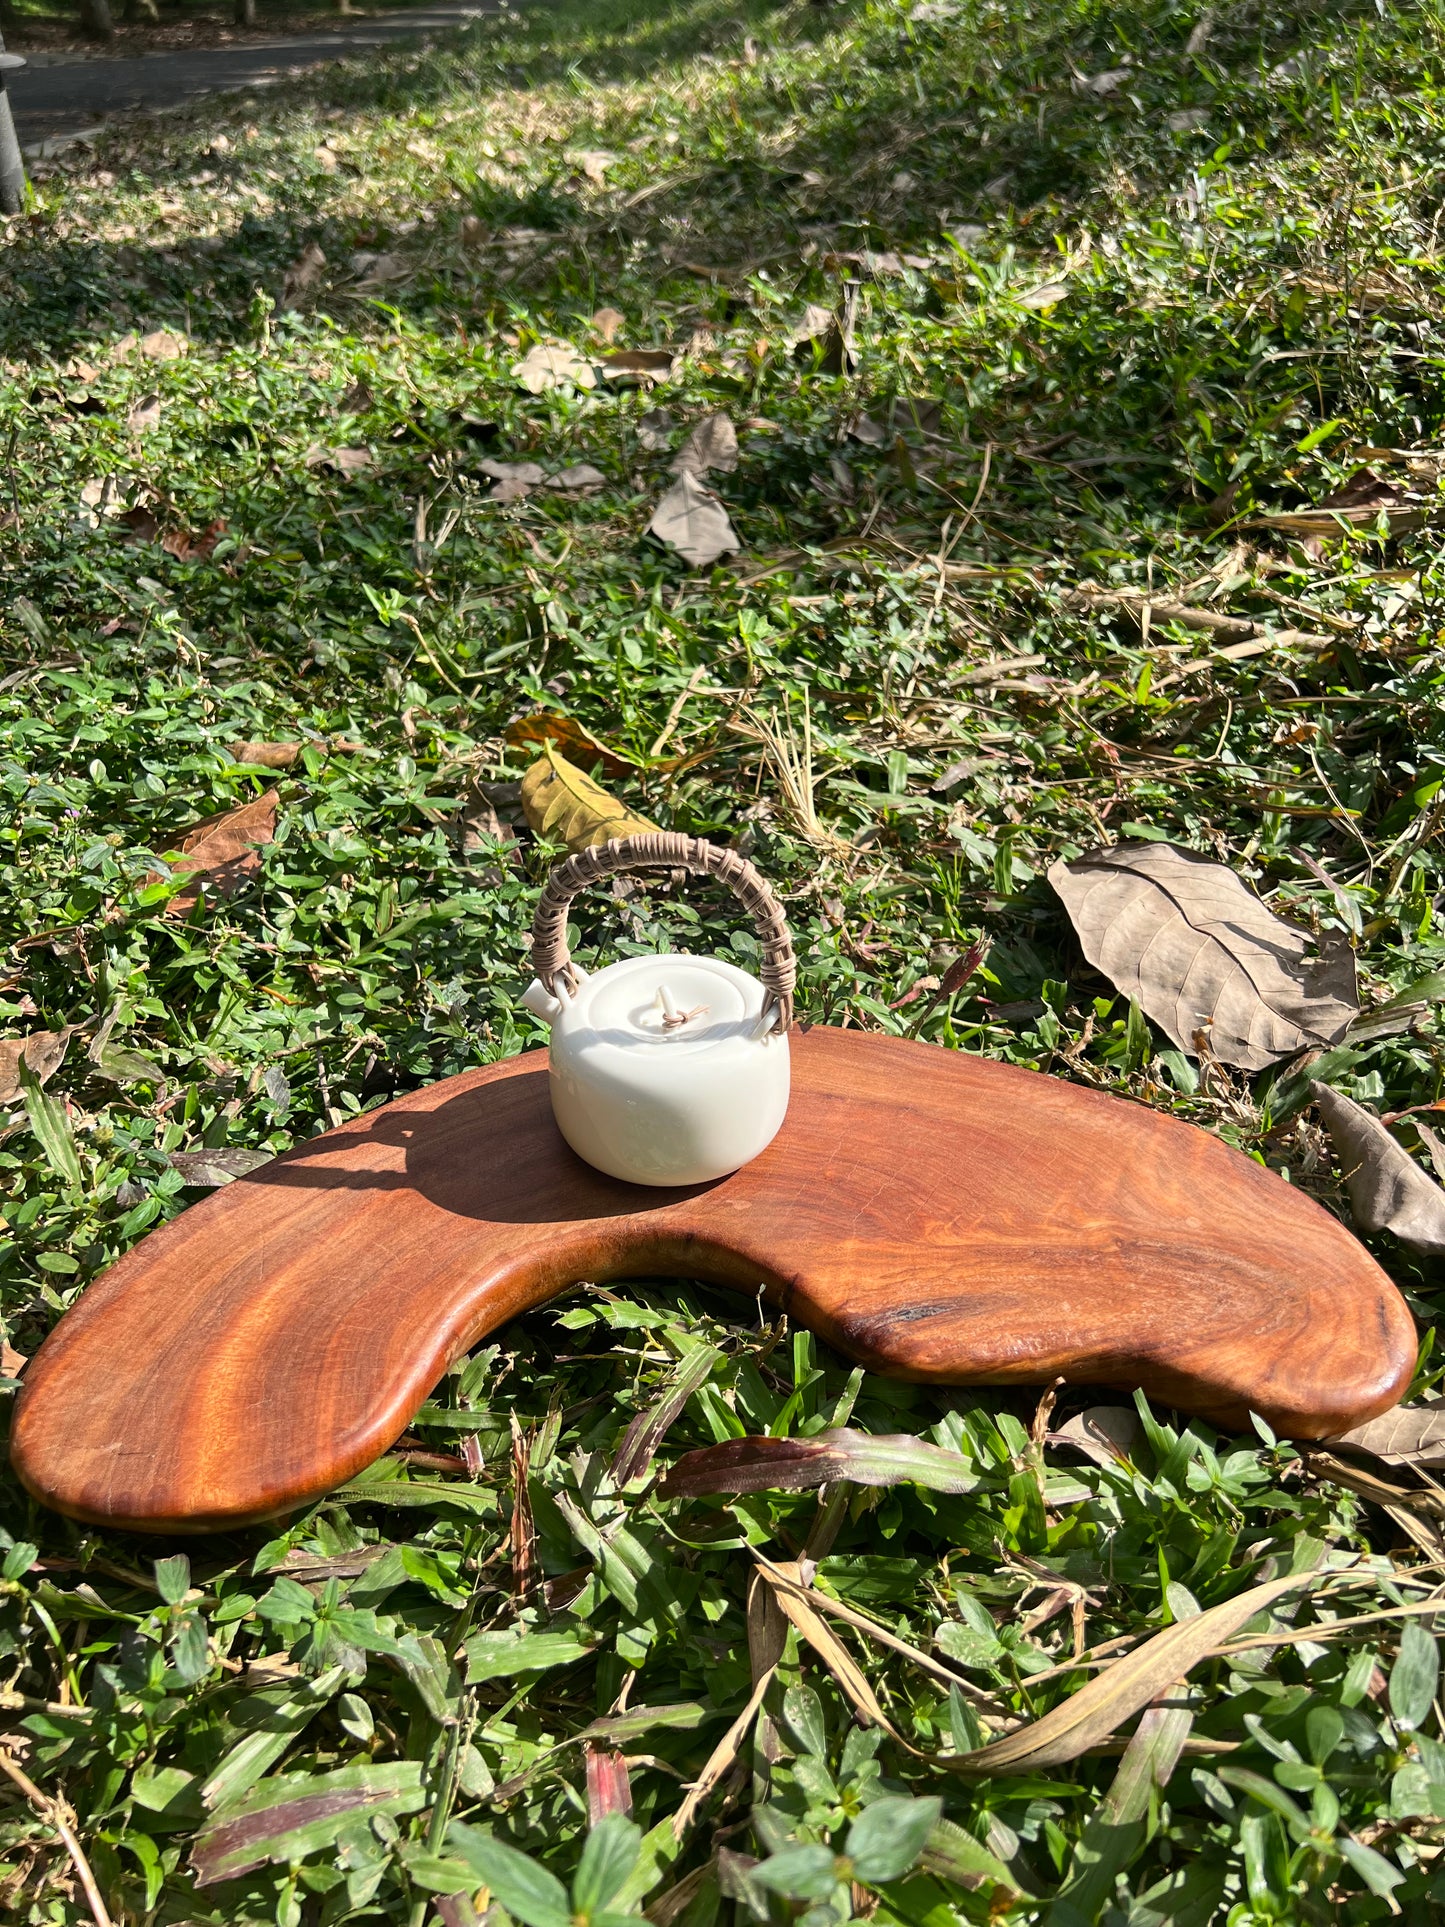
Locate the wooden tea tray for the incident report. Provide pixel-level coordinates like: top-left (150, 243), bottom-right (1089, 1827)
top-left (11, 1028), bottom-right (1414, 1533)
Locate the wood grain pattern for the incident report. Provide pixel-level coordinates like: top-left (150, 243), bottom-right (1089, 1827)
top-left (11, 1028), bottom-right (1415, 1532)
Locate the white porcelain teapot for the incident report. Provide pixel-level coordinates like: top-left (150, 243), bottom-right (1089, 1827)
top-left (521, 833), bottom-right (795, 1187)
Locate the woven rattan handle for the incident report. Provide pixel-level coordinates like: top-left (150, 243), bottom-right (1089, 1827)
top-left (531, 834), bottom-right (795, 1034)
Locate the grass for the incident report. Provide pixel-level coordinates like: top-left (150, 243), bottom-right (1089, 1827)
top-left (4, 0), bottom-right (1445, 1917)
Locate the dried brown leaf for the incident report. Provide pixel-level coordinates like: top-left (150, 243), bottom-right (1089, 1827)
top-left (514, 343), bottom-right (597, 394)
top-left (756, 1558), bottom-right (904, 1739)
top-left (1313, 1082), bottom-right (1445, 1255)
top-left (138, 329), bottom-right (188, 361)
top-left (591, 306), bottom-right (626, 343)
top-left (228, 742), bottom-right (300, 769)
top-left (648, 472), bottom-right (739, 568)
top-left (280, 241), bottom-right (327, 308)
top-left (161, 791), bottom-right (279, 917)
top-left (1048, 842), bottom-right (1358, 1069)
top-left (352, 250), bottom-right (407, 287)
top-left (672, 1663), bottom-right (774, 1839)
top-left (1050, 1406), bottom-right (1142, 1468)
top-left (637, 408), bottom-right (675, 452)
top-left (848, 415), bottom-right (889, 447)
top-left (603, 349), bottom-right (676, 383)
top-left (160, 519), bottom-right (226, 563)
top-left (504, 712), bottom-right (636, 777)
top-left (671, 414), bottom-right (738, 477)
top-left (479, 458), bottom-right (547, 488)
top-left (510, 1415), bottom-right (535, 1598)
top-left (77, 475), bottom-right (136, 522)
top-left (0, 1030), bottom-right (74, 1107)
top-left (791, 302), bottom-right (835, 347)
top-left (1331, 1400), bottom-right (1445, 1466)
top-left (305, 444), bottom-right (373, 478)
top-left (167, 1146), bottom-right (272, 1187)
top-left (550, 463), bottom-right (607, 491)
top-left (1249, 472), bottom-right (1426, 535)
top-left (960, 1571), bottom-right (1313, 1773)
top-left (120, 504), bottom-right (160, 541)
top-left (126, 393), bottom-right (161, 435)
top-left (1018, 282), bottom-right (1071, 310)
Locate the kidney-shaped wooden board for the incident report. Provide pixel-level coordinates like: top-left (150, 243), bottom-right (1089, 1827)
top-left (11, 1028), bottom-right (1415, 1532)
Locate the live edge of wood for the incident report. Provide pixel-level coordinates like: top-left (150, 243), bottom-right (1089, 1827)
top-left (11, 1028), bottom-right (1415, 1534)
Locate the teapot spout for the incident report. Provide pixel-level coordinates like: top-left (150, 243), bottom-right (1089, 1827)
top-left (520, 979), bottom-right (562, 1027)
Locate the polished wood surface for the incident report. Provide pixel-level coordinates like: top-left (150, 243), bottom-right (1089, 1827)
top-left (11, 1029), bottom-right (1415, 1532)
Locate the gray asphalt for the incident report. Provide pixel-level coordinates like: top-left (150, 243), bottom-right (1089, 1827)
top-left (6, 2), bottom-right (487, 147)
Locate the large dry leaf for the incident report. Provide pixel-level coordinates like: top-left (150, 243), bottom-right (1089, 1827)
top-left (1050, 1406), bottom-right (1142, 1468)
top-left (77, 474), bottom-right (139, 523)
top-left (602, 349), bottom-right (675, 383)
top-left (0, 1030), bottom-right (74, 1107)
top-left (550, 463), bottom-right (607, 491)
top-left (591, 306), bottom-right (625, 342)
top-left (167, 1146), bottom-right (272, 1188)
top-left (671, 414), bottom-right (738, 477)
top-left (1250, 471), bottom-right (1426, 537)
top-left (280, 242), bottom-right (326, 309)
top-left (659, 1428), bottom-right (980, 1498)
top-left (139, 328), bottom-right (188, 361)
top-left (520, 747), bottom-right (656, 851)
top-left (960, 1571), bottom-right (1312, 1773)
top-left (504, 712), bottom-right (636, 777)
top-left (637, 408), bottom-right (675, 453)
top-left (1313, 1082), bottom-right (1445, 1255)
top-left (479, 458), bottom-right (547, 488)
top-left (305, 444), bottom-right (373, 478)
top-left (229, 742), bottom-right (301, 769)
top-left (161, 791), bottom-right (279, 916)
top-left (1332, 1400), bottom-right (1445, 1467)
top-left (791, 303), bottom-right (835, 348)
top-left (336, 379), bottom-right (374, 416)
top-left (648, 472), bottom-right (739, 568)
top-left (514, 342), bottom-right (597, 394)
top-left (352, 250), bottom-right (407, 288)
top-left (161, 519), bottom-right (227, 563)
top-left (126, 393), bottom-right (161, 436)
top-left (1048, 842), bottom-right (1357, 1070)
top-left (1018, 282), bottom-right (1071, 310)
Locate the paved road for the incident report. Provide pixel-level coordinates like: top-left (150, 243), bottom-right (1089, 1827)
top-left (7, 1), bottom-right (487, 147)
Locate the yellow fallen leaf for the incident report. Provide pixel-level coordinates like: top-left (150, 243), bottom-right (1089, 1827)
top-left (520, 746), bottom-right (656, 850)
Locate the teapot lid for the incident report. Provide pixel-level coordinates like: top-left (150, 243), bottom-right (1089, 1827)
top-left (556, 953), bottom-right (772, 1055)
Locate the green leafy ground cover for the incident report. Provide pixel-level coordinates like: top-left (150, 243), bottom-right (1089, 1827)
top-left (5, 0), bottom-right (1445, 1918)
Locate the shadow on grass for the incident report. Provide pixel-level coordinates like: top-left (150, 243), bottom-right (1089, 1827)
top-left (0, 0), bottom-right (1391, 365)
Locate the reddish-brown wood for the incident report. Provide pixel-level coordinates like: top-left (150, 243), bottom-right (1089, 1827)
top-left (11, 1029), bottom-right (1415, 1532)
